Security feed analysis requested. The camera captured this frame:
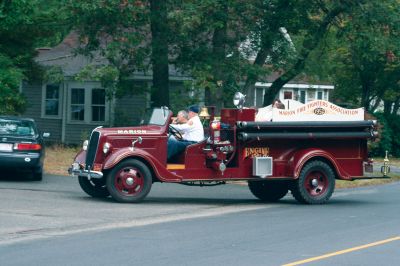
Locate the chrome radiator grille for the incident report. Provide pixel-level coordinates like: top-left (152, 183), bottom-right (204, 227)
top-left (85, 131), bottom-right (100, 170)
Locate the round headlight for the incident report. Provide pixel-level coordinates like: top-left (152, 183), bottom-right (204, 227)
top-left (82, 140), bottom-right (89, 151)
top-left (103, 142), bottom-right (111, 154)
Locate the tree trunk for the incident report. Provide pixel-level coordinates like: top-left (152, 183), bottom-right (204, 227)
top-left (210, 1), bottom-right (228, 111)
top-left (211, 27), bottom-right (226, 109)
top-left (360, 79), bottom-right (371, 112)
top-left (384, 100), bottom-right (393, 115)
top-left (150, 0), bottom-right (169, 107)
top-left (392, 97), bottom-right (400, 115)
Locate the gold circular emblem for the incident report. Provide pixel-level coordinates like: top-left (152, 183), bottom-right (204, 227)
top-left (314, 108), bottom-right (325, 115)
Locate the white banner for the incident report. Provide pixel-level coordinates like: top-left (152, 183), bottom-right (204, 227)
top-left (273, 100), bottom-right (364, 121)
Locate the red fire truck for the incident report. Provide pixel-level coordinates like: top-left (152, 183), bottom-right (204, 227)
top-left (69, 94), bottom-right (389, 204)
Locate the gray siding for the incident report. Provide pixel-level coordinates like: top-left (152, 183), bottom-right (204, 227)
top-left (22, 82), bottom-right (62, 143)
top-left (115, 93), bottom-right (147, 126)
top-left (62, 92), bottom-right (147, 145)
top-left (21, 80), bottom-right (180, 145)
top-left (64, 123), bottom-right (102, 145)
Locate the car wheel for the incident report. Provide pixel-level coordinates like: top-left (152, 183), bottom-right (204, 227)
top-left (78, 176), bottom-right (110, 198)
top-left (248, 180), bottom-right (288, 202)
top-left (106, 159), bottom-right (152, 203)
top-left (31, 167), bottom-right (43, 181)
top-left (291, 160), bottom-right (335, 204)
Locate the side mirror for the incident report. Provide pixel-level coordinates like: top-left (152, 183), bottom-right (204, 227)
top-left (43, 132), bottom-right (50, 138)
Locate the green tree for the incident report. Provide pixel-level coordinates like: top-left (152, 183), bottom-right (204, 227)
top-left (171, 1), bottom-right (361, 108)
top-left (327, 1), bottom-right (400, 114)
top-left (260, 1), bottom-right (366, 105)
top-left (68, 0), bottom-right (172, 107)
top-left (170, 0), bottom-right (263, 109)
top-left (0, 55), bottom-right (25, 114)
top-left (0, 0), bottom-right (70, 114)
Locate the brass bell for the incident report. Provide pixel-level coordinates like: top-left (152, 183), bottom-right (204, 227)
top-left (199, 107), bottom-right (210, 119)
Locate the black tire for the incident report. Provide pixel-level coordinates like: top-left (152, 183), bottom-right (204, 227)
top-left (78, 176), bottom-right (110, 198)
top-left (106, 159), bottom-right (152, 203)
top-left (32, 171), bottom-right (43, 181)
top-left (248, 180), bottom-right (288, 202)
top-left (291, 160), bottom-right (335, 204)
top-left (31, 166), bottom-right (43, 181)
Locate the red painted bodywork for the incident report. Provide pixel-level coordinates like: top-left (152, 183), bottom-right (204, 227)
top-left (73, 108), bottom-right (373, 183)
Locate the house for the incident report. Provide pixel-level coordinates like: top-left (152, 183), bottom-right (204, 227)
top-left (246, 71), bottom-right (334, 107)
top-left (21, 32), bottom-right (191, 145)
top-left (21, 33), bottom-right (334, 144)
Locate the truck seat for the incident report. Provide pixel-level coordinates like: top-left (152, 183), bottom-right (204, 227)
top-left (169, 138), bottom-right (207, 164)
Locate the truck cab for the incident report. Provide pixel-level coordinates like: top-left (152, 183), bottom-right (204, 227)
top-left (69, 94), bottom-right (389, 204)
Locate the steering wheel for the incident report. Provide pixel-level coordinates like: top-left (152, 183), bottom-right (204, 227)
top-left (169, 125), bottom-right (183, 140)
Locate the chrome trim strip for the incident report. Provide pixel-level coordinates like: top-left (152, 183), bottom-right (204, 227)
top-left (68, 168), bottom-right (103, 179)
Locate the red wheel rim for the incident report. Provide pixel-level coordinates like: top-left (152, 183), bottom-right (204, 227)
top-left (114, 166), bottom-right (144, 196)
top-left (304, 170), bottom-right (328, 197)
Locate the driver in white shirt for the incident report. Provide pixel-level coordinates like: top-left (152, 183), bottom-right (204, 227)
top-left (167, 105), bottom-right (204, 161)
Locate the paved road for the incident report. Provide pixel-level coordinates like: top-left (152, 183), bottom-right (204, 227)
top-left (0, 174), bottom-right (399, 266)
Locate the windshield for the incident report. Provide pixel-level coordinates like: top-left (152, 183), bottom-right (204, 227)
top-left (141, 108), bottom-right (171, 126)
top-left (0, 119), bottom-right (36, 136)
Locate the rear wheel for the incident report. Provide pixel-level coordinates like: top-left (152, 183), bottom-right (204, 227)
top-left (31, 166), bottom-right (43, 181)
top-left (291, 160), bottom-right (335, 204)
top-left (248, 181), bottom-right (288, 202)
top-left (78, 176), bottom-right (110, 198)
top-left (106, 159), bottom-right (152, 203)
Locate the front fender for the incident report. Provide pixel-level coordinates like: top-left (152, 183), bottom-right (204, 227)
top-left (291, 148), bottom-right (348, 179)
top-left (73, 149), bottom-right (86, 164)
top-left (103, 147), bottom-right (181, 182)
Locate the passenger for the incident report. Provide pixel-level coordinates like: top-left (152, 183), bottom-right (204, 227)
top-left (167, 105), bottom-right (205, 161)
top-left (275, 102), bottom-right (285, 109)
top-left (272, 99), bottom-right (285, 109)
top-left (255, 98), bottom-right (285, 121)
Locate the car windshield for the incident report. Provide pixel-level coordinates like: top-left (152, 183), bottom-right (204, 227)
top-left (141, 108), bottom-right (171, 126)
top-left (0, 119), bottom-right (35, 136)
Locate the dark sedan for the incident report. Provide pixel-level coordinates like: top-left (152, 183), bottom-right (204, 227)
top-left (0, 116), bottom-right (49, 181)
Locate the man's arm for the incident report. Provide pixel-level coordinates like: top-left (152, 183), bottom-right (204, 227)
top-left (170, 122), bottom-right (191, 132)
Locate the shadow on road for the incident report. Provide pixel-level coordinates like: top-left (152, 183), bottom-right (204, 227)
top-left (0, 170), bottom-right (38, 182)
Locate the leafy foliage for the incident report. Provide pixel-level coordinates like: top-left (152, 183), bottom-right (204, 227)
top-left (368, 113), bottom-right (392, 157)
top-left (316, 1), bottom-right (400, 114)
top-left (67, 0), bottom-right (151, 104)
top-left (0, 0), bottom-right (70, 114)
top-left (0, 55), bottom-right (26, 115)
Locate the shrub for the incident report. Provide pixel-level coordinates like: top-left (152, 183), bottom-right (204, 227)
top-left (369, 112), bottom-right (396, 157)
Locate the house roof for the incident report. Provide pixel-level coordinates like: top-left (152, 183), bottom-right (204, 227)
top-left (36, 32), bottom-right (191, 79)
top-left (36, 32), bottom-right (332, 86)
top-left (257, 70), bottom-right (334, 89)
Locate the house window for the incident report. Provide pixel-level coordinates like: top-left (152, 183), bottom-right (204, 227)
top-left (317, 91), bottom-right (323, 100)
top-left (68, 85), bottom-right (108, 124)
top-left (44, 84), bottom-right (60, 116)
top-left (71, 88), bottom-right (85, 121)
top-left (284, 91), bottom-right (293, 100)
top-left (92, 89), bottom-right (106, 122)
top-left (299, 90), bottom-right (306, 103)
top-left (255, 87), bottom-right (264, 107)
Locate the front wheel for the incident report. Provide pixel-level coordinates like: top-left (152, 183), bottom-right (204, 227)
top-left (248, 181), bottom-right (288, 202)
top-left (78, 176), bottom-right (110, 198)
top-left (291, 160), bottom-right (335, 204)
top-left (106, 159), bottom-right (152, 203)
